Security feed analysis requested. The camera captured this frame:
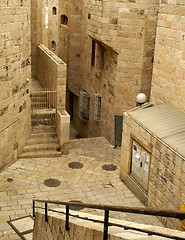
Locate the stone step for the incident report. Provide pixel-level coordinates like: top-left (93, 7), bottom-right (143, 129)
top-left (31, 105), bottom-right (53, 110)
top-left (31, 93), bottom-right (49, 98)
top-left (27, 131), bottom-right (58, 144)
top-left (22, 143), bottom-right (60, 153)
top-left (31, 118), bottom-right (55, 125)
top-left (31, 97), bottom-right (47, 101)
top-left (31, 109), bottom-right (56, 115)
top-left (32, 126), bottom-right (56, 134)
top-left (19, 126), bottom-right (61, 158)
top-left (19, 150), bottom-right (61, 158)
top-left (30, 132), bottom-right (57, 138)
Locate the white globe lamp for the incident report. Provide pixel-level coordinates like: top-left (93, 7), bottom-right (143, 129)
top-left (136, 93), bottom-right (147, 105)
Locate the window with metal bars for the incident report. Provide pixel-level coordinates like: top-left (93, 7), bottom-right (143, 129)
top-left (79, 90), bottom-right (90, 121)
top-left (94, 93), bottom-right (102, 121)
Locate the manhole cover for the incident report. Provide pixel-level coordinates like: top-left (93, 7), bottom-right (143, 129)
top-left (102, 164), bottom-right (117, 171)
top-left (7, 178), bottom-right (13, 182)
top-left (68, 200), bottom-right (84, 211)
top-left (44, 178), bottom-right (61, 187)
top-left (68, 162), bottom-right (84, 169)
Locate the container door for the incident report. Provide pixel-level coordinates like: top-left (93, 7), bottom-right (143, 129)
top-left (130, 140), bottom-right (150, 192)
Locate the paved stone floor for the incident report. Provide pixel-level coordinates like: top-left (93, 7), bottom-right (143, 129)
top-left (0, 136), bottom-right (163, 240)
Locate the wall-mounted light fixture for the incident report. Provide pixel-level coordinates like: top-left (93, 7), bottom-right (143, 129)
top-left (136, 93), bottom-right (147, 106)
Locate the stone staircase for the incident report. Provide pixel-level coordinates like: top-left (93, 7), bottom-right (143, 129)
top-left (31, 90), bottom-right (56, 127)
top-left (19, 126), bottom-right (61, 158)
top-left (19, 83), bottom-right (61, 158)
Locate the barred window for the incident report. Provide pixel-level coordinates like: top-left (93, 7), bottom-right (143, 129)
top-left (79, 90), bottom-right (90, 121)
top-left (94, 93), bottom-right (102, 121)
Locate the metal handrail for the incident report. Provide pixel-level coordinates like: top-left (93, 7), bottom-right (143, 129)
top-left (32, 199), bottom-right (185, 240)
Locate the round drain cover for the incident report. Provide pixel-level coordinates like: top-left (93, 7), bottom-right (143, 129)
top-left (102, 164), bottom-right (117, 171)
top-left (68, 162), bottom-right (84, 169)
top-left (7, 178), bottom-right (13, 182)
top-left (68, 200), bottom-right (84, 211)
top-left (44, 178), bottom-right (61, 187)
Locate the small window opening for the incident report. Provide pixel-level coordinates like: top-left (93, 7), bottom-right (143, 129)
top-left (52, 6), bottom-right (57, 15)
top-left (20, 0), bottom-right (23, 6)
top-left (91, 40), bottom-right (96, 67)
top-left (61, 15), bottom-right (68, 25)
top-left (51, 41), bottom-right (56, 51)
top-left (88, 13), bottom-right (91, 19)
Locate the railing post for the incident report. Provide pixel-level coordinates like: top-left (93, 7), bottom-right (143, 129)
top-left (45, 203), bottom-right (48, 222)
top-left (33, 200), bottom-right (35, 217)
top-left (66, 205), bottom-right (70, 231)
top-left (103, 210), bottom-right (109, 240)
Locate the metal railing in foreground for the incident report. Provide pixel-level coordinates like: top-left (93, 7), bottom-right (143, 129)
top-left (32, 199), bottom-right (185, 240)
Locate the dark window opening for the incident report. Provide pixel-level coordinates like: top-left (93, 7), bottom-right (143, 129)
top-left (91, 40), bottom-right (96, 67)
top-left (97, 43), bottom-right (105, 69)
top-left (51, 41), bottom-right (56, 50)
top-left (52, 7), bottom-right (57, 15)
top-left (61, 15), bottom-right (68, 25)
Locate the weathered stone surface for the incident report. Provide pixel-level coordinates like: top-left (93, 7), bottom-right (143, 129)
top-left (33, 211), bottom-right (185, 240)
top-left (31, 0), bottom-right (159, 144)
top-left (0, 0), bottom-right (31, 170)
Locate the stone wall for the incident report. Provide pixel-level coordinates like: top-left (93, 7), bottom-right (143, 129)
top-left (68, 0), bottom-right (159, 143)
top-left (120, 112), bottom-right (185, 230)
top-left (58, 1), bottom-right (69, 65)
top-left (37, 0), bottom-right (159, 143)
top-left (0, 0), bottom-right (31, 170)
top-left (56, 109), bottom-right (70, 146)
top-left (31, 0), bottom-right (48, 78)
top-left (48, 0), bottom-right (59, 54)
top-left (37, 44), bottom-right (67, 108)
top-left (151, 1), bottom-right (185, 111)
top-left (33, 211), bottom-right (185, 239)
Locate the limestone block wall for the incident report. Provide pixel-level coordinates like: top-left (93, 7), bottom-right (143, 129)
top-left (33, 211), bottom-right (185, 239)
top-left (120, 113), bottom-right (185, 230)
top-left (151, 1), bottom-right (185, 111)
top-left (38, 0), bottom-right (159, 143)
top-left (48, 0), bottom-right (59, 54)
top-left (56, 109), bottom-right (70, 146)
top-left (31, 0), bottom-right (48, 78)
top-left (66, 0), bottom-right (83, 91)
top-left (37, 44), bottom-right (67, 108)
top-left (58, 1), bottom-right (69, 64)
top-left (72, 0), bottom-right (159, 142)
top-left (0, 0), bottom-right (31, 169)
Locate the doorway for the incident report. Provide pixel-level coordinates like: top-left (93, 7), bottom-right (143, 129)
top-left (114, 115), bottom-right (123, 147)
top-left (130, 138), bottom-right (151, 192)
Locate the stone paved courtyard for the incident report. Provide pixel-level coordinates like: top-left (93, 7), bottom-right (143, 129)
top-left (0, 137), bottom-right (163, 239)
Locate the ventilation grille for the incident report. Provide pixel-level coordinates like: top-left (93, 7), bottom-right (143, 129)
top-left (94, 93), bottom-right (102, 121)
top-left (79, 90), bottom-right (90, 121)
